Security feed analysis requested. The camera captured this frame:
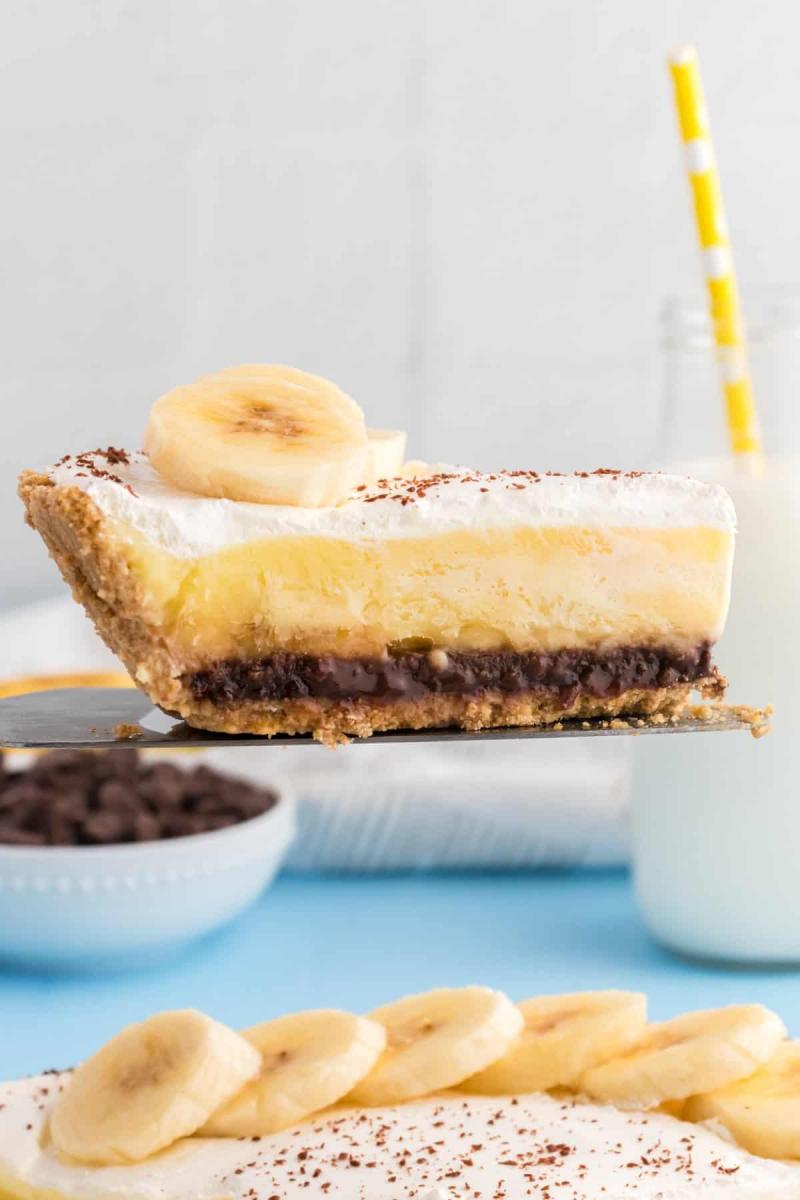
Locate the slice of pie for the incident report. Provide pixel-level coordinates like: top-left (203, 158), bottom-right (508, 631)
top-left (0, 988), bottom-right (797, 1199)
top-left (19, 365), bottom-right (735, 743)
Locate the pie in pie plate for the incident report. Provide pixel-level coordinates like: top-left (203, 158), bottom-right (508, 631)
top-left (1, 986), bottom-right (798, 1200)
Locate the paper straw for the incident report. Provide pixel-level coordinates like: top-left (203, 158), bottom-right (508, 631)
top-left (668, 45), bottom-right (763, 461)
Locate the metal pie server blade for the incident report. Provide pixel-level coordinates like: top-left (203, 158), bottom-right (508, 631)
top-left (0, 687), bottom-right (755, 750)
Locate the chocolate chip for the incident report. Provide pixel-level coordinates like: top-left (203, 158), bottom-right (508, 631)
top-left (97, 779), bottom-right (140, 814)
top-left (131, 810), bottom-right (162, 842)
top-left (0, 825), bottom-right (47, 846)
top-left (0, 750), bottom-right (277, 847)
top-left (139, 763), bottom-right (185, 809)
top-left (160, 811), bottom-right (208, 839)
top-left (94, 749), bottom-right (140, 780)
top-left (83, 809), bottom-right (130, 844)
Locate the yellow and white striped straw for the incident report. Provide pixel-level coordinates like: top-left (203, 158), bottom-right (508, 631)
top-left (668, 45), bottom-right (763, 461)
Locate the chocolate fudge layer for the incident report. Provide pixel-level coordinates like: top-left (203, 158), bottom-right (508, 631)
top-left (188, 643), bottom-right (720, 705)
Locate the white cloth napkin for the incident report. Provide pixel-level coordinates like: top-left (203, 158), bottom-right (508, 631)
top-left (1, 595), bottom-right (631, 870)
top-left (207, 739), bottom-right (631, 871)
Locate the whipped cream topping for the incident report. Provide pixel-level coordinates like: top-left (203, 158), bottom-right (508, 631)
top-left (45, 451), bottom-right (737, 560)
top-left (1, 1073), bottom-right (798, 1200)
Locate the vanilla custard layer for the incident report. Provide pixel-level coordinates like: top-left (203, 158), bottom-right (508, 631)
top-left (2, 1074), bottom-right (798, 1200)
top-left (116, 521), bottom-right (733, 662)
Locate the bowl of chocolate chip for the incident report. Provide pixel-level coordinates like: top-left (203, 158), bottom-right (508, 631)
top-left (0, 749), bottom-right (294, 970)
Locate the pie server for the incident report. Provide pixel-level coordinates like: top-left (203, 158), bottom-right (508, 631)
top-left (0, 687), bottom-right (756, 750)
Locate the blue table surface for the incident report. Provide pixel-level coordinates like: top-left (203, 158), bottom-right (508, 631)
top-left (3, 869), bottom-right (800, 1078)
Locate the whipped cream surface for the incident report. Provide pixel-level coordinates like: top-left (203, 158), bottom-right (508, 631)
top-left (45, 451), bottom-right (737, 559)
top-left (1, 1072), bottom-right (798, 1200)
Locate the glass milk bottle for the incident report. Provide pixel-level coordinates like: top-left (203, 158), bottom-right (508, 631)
top-left (631, 291), bottom-right (800, 963)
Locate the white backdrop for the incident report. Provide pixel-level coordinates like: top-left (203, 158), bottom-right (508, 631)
top-left (3, 0), bottom-right (799, 605)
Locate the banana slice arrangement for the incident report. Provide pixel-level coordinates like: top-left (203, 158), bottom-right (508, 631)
top-left (144, 364), bottom-right (408, 507)
top-left (49, 987), bottom-right (795, 1168)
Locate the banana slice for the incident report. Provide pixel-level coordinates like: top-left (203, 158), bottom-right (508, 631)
top-left (578, 1004), bottom-right (786, 1110)
top-left (200, 1009), bottom-right (386, 1137)
top-left (400, 460), bottom-right (458, 478)
top-left (50, 1010), bottom-right (261, 1165)
top-left (196, 369), bottom-right (404, 485)
top-left (461, 990), bottom-right (646, 1095)
top-left (685, 1041), bottom-right (800, 1160)
top-left (144, 365), bottom-right (368, 507)
top-left (347, 986), bottom-right (524, 1107)
top-left (365, 429), bottom-right (407, 481)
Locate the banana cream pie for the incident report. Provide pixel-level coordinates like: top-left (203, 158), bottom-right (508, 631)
top-left (1, 987), bottom-right (799, 1200)
top-left (19, 365), bottom-right (736, 742)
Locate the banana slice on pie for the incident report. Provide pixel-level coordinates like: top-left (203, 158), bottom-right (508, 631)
top-left (685, 1041), bottom-right (800, 1160)
top-left (347, 986), bottom-right (524, 1107)
top-left (144, 365), bottom-right (368, 507)
top-left (200, 1010), bottom-right (386, 1137)
top-left (400, 459), bottom-right (458, 478)
top-left (462, 990), bottom-right (647, 1094)
top-left (50, 1010), bottom-right (261, 1165)
top-left (578, 1004), bottom-right (786, 1109)
top-left (364, 428), bottom-right (407, 481)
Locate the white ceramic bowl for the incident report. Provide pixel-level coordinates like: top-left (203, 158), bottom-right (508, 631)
top-left (0, 789), bottom-right (295, 971)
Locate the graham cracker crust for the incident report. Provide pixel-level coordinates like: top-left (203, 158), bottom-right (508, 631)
top-left (19, 470), bottom-right (726, 746)
top-left (179, 685), bottom-right (703, 744)
top-left (19, 470), bottom-right (191, 718)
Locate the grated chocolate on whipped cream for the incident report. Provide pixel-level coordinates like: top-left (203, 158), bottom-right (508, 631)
top-left (0, 1076), bottom-right (792, 1200)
